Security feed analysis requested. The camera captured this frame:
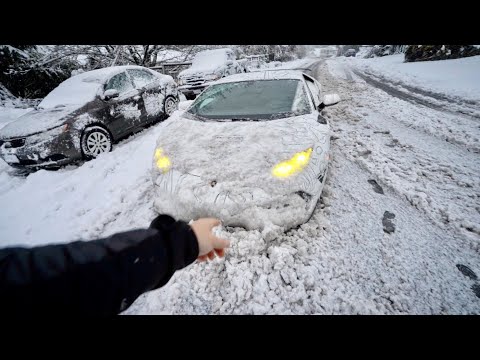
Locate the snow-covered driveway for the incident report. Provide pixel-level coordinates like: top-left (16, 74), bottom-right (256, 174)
top-left (1, 58), bottom-right (479, 314)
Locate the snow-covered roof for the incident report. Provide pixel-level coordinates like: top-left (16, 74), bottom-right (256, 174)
top-left (213, 70), bottom-right (306, 85)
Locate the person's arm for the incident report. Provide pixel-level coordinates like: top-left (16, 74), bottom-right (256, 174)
top-left (0, 215), bottom-right (198, 316)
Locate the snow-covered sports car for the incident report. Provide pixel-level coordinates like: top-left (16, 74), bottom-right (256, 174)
top-left (151, 70), bottom-right (340, 230)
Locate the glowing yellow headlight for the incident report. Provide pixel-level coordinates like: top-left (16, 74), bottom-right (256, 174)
top-left (154, 148), bottom-right (171, 173)
top-left (272, 148), bottom-right (313, 178)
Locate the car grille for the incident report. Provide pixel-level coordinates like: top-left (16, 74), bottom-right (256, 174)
top-left (183, 75), bottom-right (206, 86)
top-left (4, 138), bottom-right (26, 148)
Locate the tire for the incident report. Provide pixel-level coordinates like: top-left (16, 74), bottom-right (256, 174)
top-left (81, 126), bottom-right (113, 160)
top-left (164, 96), bottom-right (178, 116)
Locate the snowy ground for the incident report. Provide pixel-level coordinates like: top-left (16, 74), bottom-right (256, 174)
top-left (335, 54), bottom-right (480, 119)
top-left (1, 56), bottom-right (479, 314)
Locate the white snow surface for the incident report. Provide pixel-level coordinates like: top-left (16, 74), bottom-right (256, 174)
top-left (1, 57), bottom-right (479, 314)
top-left (271, 58), bottom-right (318, 70)
top-left (337, 54), bottom-right (480, 103)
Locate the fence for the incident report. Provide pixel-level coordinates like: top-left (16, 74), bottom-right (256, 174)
top-left (150, 61), bottom-right (192, 80)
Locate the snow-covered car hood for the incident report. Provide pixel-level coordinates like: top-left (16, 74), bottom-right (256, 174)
top-left (0, 106), bottom-right (78, 138)
top-left (179, 65), bottom-right (222, 78)
top-left (153, 113), bottom-right (330, 195)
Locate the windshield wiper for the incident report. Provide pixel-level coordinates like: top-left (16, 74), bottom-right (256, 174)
top-left (229, 118), bottom-right (256, 122)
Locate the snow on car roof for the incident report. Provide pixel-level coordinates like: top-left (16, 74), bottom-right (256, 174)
top-left (39, 65), bottom-right (161, 110)
top-left (213, 70), bottom-right (306, 84)
top-left (190, 48), bottom-right (232, 67)
top-left (74, 65), bottom-right (158, 84)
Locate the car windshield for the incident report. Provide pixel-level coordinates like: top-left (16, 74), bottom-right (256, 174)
top-left (186, 79), bottom-right (311, 121)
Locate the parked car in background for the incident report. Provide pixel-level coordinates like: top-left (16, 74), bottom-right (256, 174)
top-left (244, 54), bottom-right (268, 71)
top-left (345, 49), bottom-right (356, 57)
top-left (151, 70), bottom-right (341, 231)
top-left (177, 48), bottom-right (244, 100)
top-left (0, 65), bottom-right (179, 169)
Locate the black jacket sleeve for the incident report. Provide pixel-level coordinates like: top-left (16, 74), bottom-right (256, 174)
top-left (0, 215), bottom-right (198, 316)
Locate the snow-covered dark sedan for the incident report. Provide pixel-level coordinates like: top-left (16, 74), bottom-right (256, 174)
top-left (151, 70), bottom-right (340, 230)
top-left (0, 65), bottom-right (179, 169)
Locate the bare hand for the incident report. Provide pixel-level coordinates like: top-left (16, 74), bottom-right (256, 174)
top-left (190, 218), bottom-right (230, 262)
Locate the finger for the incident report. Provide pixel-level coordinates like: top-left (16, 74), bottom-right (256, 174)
top-left (207, 251), bottom-right (215, 261)
top-left (211, 235), bottom-right (230, 249)
top-left (197, 255), bottom-right (208, 262)
top-left (214, 248), bottom-right (225, 258)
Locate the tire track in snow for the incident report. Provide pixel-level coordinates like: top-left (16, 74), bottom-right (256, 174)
top-left (352, 69), bottom-right (480, 121)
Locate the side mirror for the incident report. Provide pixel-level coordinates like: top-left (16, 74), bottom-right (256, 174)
top-left (317, 114), bottom-right (327, 124)
top-left (103, 89), bottom-right (119, 100)
top-left (323, 93), bottom-right (341, 106)
top-left (178, 100), bottom-right (194, 111)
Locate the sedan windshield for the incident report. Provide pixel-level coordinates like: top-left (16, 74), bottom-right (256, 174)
top-left (186, 79), bottom-right (311, 121)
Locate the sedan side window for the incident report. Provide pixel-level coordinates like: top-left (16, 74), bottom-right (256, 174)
top-left (105, 72), bottom-right (134, 94)
top-left (127, 69), bottom-right (155, 89)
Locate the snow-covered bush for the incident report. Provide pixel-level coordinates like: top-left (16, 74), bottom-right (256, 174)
top-left (0, 45), bottom-right (77, 99)
top-left (404, 45), bottom-right (480, 62)
top-left (365, 45), bottom-right (407, 58)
